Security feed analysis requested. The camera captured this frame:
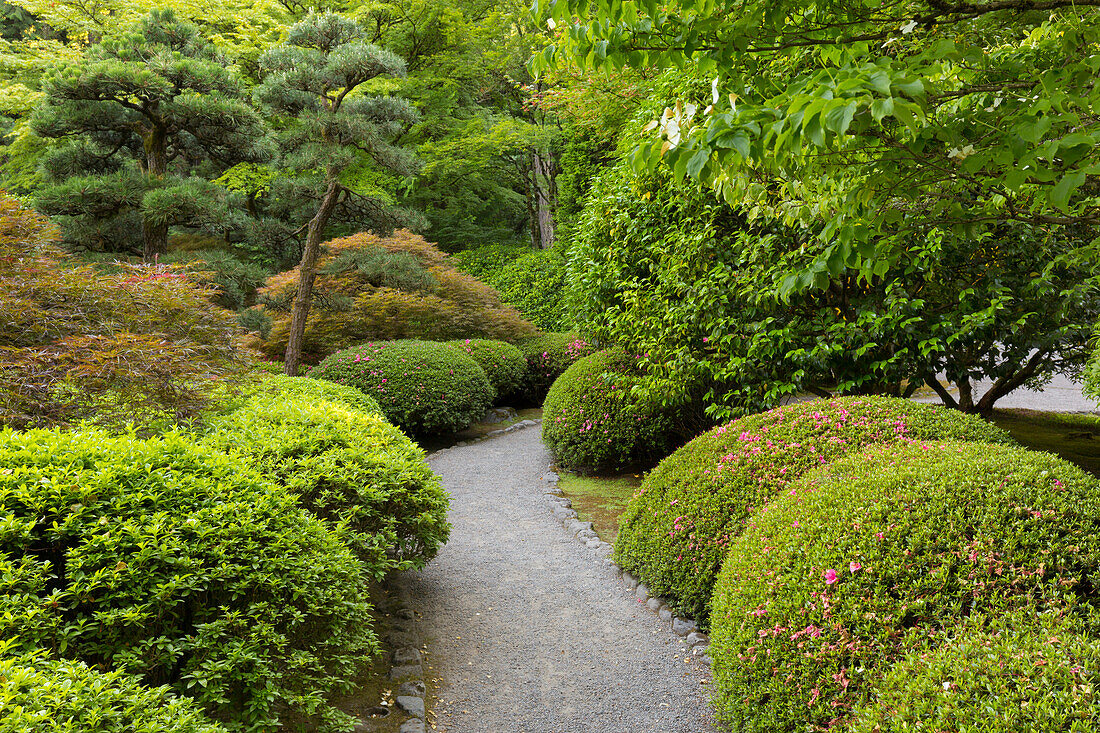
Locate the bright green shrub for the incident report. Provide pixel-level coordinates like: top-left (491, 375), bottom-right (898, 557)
top-left (248, 374), bottom-right (384, 417)
top-left (0, 654), bottom-right (227, 733)
top-left (0, 428), bottom-right (378, 732)
top-left (204, 394), bottom-right (449, 572)
top-left (613, 397), bottom-right (1013, 627)
top-left (709, 441), bottom-right (1100, 733)
top-left (517, 331), bottom-right (594, 404)
top-left (451, 243), bottom-right (528, 280)
top-left (851, 615), bottom-right (1100, 733)
top-left (309, 339), bottom-right (493, 435)
top-left (542, 348), bottom-right (686, 471)
top-left (489, 249), bottom-right (571, 331)
top-left (446, 339), bottom-right (526, 403)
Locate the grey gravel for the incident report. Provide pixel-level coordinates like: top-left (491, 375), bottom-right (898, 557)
top-left (415, 427), bottom-right (716, 732)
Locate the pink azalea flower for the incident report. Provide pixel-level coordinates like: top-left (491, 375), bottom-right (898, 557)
top-left (824, 569), bottom-right (838, 584)
top-left (849, 561), bottom-right (862, 573)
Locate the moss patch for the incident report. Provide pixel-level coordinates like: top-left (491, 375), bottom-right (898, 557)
top-left (991, 409), bottom-right (1100, 476)
top-left (558, 472), bottom-right (642, 542)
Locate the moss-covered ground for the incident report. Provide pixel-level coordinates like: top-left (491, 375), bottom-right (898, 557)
top-left (557, 472), bottom-right (642, 542)
top-left (990, 409), bottom-right (1100, 476)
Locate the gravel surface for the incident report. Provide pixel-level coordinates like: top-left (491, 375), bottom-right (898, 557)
top-left (911, 374), bottom-right (1099, 412)
top-left (412, 427), bottom-right (717, 733)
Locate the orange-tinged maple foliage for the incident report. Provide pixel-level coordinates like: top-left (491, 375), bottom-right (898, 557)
top-left (253, 230), bottom-right (537, 363)
top-left (0, 195), bottom-right (253, 429)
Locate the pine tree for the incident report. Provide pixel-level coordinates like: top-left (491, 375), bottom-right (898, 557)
top-left (254, 11), bottom-right (419, 376)
top-left (31, 9), bottom-right (270, 260)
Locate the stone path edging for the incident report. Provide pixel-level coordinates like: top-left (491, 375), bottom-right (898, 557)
top-left (370, 574), bottom-right (429, 733)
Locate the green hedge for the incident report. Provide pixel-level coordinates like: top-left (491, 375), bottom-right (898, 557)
top-left (0, 428), bottom-right (377, 732)
top-left (517, 332), bottom-right (594, 405)
top-left (446, 339), bottom-right (526, 404)
top-left (708, 441), bottom-right (1100, 732)
top-left (204, 394), bottom-right (449, 573)
top-left (309, 339), bottom-right (494, 435)
top-left (0, 654), bottom-right (227, 733)
top-left (488, 249), bottom-right (571, 332)
top-left (247, 373), bottom-right (384, 416)
top-left (851, 615), bottom-right (1100, 733)
top-left (542, 348), bottom-right (685, 471)
top-left (613, 397), bottom-right (1013, 627)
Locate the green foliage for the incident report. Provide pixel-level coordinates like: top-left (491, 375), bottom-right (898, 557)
top-left (445, 339), bottom-right (526, 404)
top-left (708, 441), bottom-right (1100, 732)
top-left (516, 331), bottom-right (594, 404)
top-left (453, 244), bottom-right (571, 330)
top-left (542, 348), bottom-right (689, 471)
top-left (321, 245), bottom-right (436, 293)
top-left (309, 339), bottom-right (493, 435)
top-left (203, 393), bottom-right (449, 573)
top-left (851, 614), bottom-right (1100, 733)
top-left (452, 243), bottom-right (529, 280)
top-left (0, 428), bottom-right (377, 732)
top-left (0, 653), bottom-right (227, 733)
top-left (613, 397), bottom-right (1014, 628)
top-left (247, 374), bottom-right (384, 417)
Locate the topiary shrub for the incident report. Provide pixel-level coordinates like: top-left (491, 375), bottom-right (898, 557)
top-left (309, 339), bottom-right (493, 435)
top-left (542, 347), bottom-right (687, 471)
top-left (613, 396), bottom-right (1014, 627)
top-left (247, 374), bottom-right (384, 417)
top-left (0, 654), bottom-right (228, 733)
top-left (708, 441), bottom-right (1100, 733)
top-left (0, 428), bottom-right (377, 732)
top-left (446, 339), bottom-right (526, 404)
top-left (516, 331), bottom-right (594, 405)
top-left (203, 394), bottom-right (449, 572)
top-left (851, 614), bottom-right (1100, 733)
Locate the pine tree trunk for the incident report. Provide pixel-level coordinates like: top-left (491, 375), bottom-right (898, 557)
top-left (142, 124), bottom-right (170, 261)
top-left (284, 179), bottom-right (341, 376)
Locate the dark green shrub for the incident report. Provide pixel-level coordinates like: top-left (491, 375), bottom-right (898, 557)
top-left (309, 339), bottom-right (493, 435)
top-left (0, 654), bottom-right (227, 733)
top-left (709, 441), bottom-right (1100, 732)
top-left (446, 339), bottom-right (526, 403)
top-left (0, 428), bottom-right (377, 732)
top-left (517, 331), bottom-right (595, 404)
top-left (248, 374), bottom-right (384, 417)
top-left (851, 614), bottom-right (1100, 733)
top-left (542, 348), bottom-right (686, 471)
top-left (204, 394), bottom-right (449, 572)
top-left (613, 397), bottom-right (1013, 627)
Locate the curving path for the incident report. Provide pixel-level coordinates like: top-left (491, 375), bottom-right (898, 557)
top-left (410, 426), bottom-right (717, 733)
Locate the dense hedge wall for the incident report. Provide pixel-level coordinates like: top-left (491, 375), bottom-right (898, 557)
top-left (542, 348), bottom-right (687, 471)
top-left (309, 339), bottom-right (493, 435)
top-left (708, 441), bottom-right (1100, 732)
top-left (516, 332), bottom-right (594, 405)
top-left (452, 245), bottom-right (571, 331)
top-left (246, 373), bottom-right (384, 416)
top-left (613, 397), bottom-right (1013, 627)
top-left (0, 428), bottom-right (377, 732)
top-left (446, 339), bottom-right (526, 403)
top-left (0, 654), bottom-right (228, 733)
top-left (204, 393), bottom-right (449, 572)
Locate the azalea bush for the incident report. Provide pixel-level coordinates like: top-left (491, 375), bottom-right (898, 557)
top-left (613, 397), bottom-right (1012, 626)
top-left (203, 392), bottom-right (450, 573)
top-left (309, 339), bottom-right (493, 435)
top-left (446, 339), bottom-right (526, 404)
top-left (517, 332), bottom-right (595, 404)
top-left (708, 441), bottom-right (1100, 732)
top-left (542, 348), bottom-right (690, 471)
top-left (851, 614), bottom-right (1100, 733)
top-left (0, 428), bottom-right (377, 732)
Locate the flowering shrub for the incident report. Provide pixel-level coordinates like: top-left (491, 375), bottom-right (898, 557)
top-left (851, 614), bottom-right (1100, 733)
top-left (0, 654), bottom-right (227, 733)
top-left (445, 339), bottom-right (526, 403)
top-left (613, 397), bottom-right (1012, 627)
top-left (542, 348), bottom-right (686, 471)
top-left (0, 428), bottom-right (377, 732)
top-left (708, 441), bottom-right (1100, 732)
top-left (309, 340), bottom-right (493, 435)
top-left (517, 332), bottom-right (595, 404)
top-left (203, 393), bottom-right (449, 573)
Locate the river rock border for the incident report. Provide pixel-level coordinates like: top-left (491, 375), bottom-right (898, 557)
top-left (365, 573), bottom-right (429, 733)
top-left (539, 470), bottom-right (712, 663)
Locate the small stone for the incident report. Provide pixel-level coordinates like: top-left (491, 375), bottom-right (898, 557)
top-left (622, 572), bottom-right (638, 590)
top-left (389, 664), bottom-right (422, 680)
top-left (400, 720), bottom-right (426, 733)
top-left (585, 538), bottom-right (603, 549)
top-left (393, 647), bottom-right (422, 665)
top-left (544, 487), bottom-right (564, 496)
top-left (398, 680), bottom-right (426, 697)
top-left (566, 519), bottom-right (592, 536)
top-left (576, 529), bottom-right (598, 541)
top-left (556, 497), bottom-right (572, 508)
top-left (543, 471), bottom-right (559, 482)
top-left (455, 441), bottom-right (468, 447)
top-left (658, 607), bottom-right (673, 622)
top-left (646, 597), bottom-right (662, 612)
top-left (692, 644), bottom-right (710, 658)
top-left (483, 407), bottom-right (517, 424)
top-left (384, 630), bottom-right (417, 648)
top-left (396, 695), bottom-right (425, 719)
top-left (686, 631), bottom-right (709, 647)
top-left (553, 506), bottom-right (577, 521)
top-left (672, 617), bottom-right (697, 637)
top-left (635, 583), bottom-right (649, 601)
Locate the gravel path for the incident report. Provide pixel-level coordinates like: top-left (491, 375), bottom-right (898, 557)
top-left (411, 427), bottom-right (717, 733)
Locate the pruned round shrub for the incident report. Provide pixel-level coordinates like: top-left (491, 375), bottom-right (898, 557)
top-left (0, 654), bottom-right (227, 733)
top-left (248, 374), bottom-right (384, 417)
top-left (446, 339), bottom-right (526, 403)
top-left (851, 615), bottom-right (1100, 733)
top-left (0, 428), bottom-right (377, 732)
top-left (708, 441), bottom-right (1100, 733)
top-left (613, 397), bottom-right (1014, 627)
top-left (517, 331), bottom-right (594, 404)
top-left (309, 339), bottom-right (493, 435)
top-left (204, 394), bottom-right (449, 572)
top-left (542, 347), bottom-right (686, 471)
